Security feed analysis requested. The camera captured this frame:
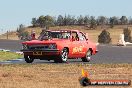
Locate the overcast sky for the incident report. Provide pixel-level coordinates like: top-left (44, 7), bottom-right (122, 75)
top-left (0, 0), bottom-right (132, 33)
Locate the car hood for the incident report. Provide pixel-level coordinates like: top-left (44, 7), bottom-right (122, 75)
top-left (22, 39), bottom-right (70, 45)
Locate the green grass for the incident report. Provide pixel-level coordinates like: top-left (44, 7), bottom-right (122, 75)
top-left (0, 51), bottom-right (23, 61)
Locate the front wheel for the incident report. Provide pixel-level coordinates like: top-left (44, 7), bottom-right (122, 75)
top-left (54, 48), bottom-right (68, 63)
top-left (82, 50), bottom-right (92, 62)
top-left (24, 55), bottom-right (34, 63)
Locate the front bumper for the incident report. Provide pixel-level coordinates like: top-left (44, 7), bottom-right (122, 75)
top-left (20, 49), bottom-right (60, 56)
top-left (95, 50), bottom-right (98, 53)
top-left (21, 49), bottom-right (59, 52)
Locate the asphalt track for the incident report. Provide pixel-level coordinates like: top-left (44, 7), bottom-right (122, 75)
top-left (0, 39), bottom-right (132, 64)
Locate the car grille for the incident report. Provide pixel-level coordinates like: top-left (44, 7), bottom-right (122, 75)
top-left (29, 45), bottom-right (49, 50)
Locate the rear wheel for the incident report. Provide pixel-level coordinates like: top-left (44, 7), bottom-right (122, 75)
top-left (54, 48), bottom-right (68, 63)
top-left (82, 50), bottom-right (92, 62)
top-left (24, 55), bottom-right (34, 63)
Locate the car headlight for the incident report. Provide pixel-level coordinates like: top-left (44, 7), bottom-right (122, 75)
top-left (49, 44), bottom-right (57, 49)
top-left (22, 44), bottom-right (28, 50)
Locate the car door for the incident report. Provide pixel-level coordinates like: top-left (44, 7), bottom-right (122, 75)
top-left (77, 32), bottom-right (89, 57)
top-left (69, 32), bottom-right (81, 58)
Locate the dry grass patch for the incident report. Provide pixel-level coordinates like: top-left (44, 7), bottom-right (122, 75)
top-left (0, 64), bottom-right (131, 88)
top-left (26, 26), bottom-right (127, 44)
top-left (0, 31), bottom-right (19, 40)
top-left (1, 25), bottom-right (132, 44)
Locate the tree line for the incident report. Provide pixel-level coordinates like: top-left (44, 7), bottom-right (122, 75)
top-left (31, 15), bottom-right (132, 29)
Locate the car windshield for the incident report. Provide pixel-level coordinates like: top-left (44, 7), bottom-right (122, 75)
top-left (39, 31), bottom-right (71, 40)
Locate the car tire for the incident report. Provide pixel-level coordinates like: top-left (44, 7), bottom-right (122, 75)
top-left (54, 57), bottom-right (59, 63)
top-left (54, 48), bottom-right (68, 63)
top-left (82, 50), bottom-right (92, 62)
top-left (24, 55), bottom-right (34, 63)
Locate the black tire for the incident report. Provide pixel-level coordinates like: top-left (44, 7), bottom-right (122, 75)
top-left (54, 56), bottom-right (59, 63)
top-left (24, 55), bottom-right (34, 63)
top-left (54, 48), bottom-right (68, 63)
top-left (82, 50), bottom-right (92, 62)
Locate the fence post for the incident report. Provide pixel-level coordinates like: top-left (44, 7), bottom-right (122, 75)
top-left (7, 31), bottom-right (8, 39)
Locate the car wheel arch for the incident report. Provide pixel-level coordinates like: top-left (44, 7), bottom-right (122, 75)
top-left (54, 47), bottom-right (69, 63)
top-left (64, 47), bottom-right (69, 54)
top-left (88, 48), bottom-right (93, 55)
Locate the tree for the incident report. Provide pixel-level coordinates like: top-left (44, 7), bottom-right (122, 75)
top-left (37, 15), bottom-right (55, 28)
top-left (31, 18), bottom-right (38, 27)
top-left (71, 16), bottom-right (77, 25)
top-left (77, 15), bottom-right (84, 25)
top-left (123, 28), bottom-right (131, 42)
top-left (57, 15), bottom-right (64, 26)
top-left (63, 15), bottom-right (68, 26)
top-left (120, 16), bottom-right (128, 25)
top-left (66, 15), bottom-right (72, 25)
top-left (17, 24), bottom-right (30, 40)
top-left (30, 15), bottom-right (132, 28)
top-left (84, 15), bottom-right (90, 25)
top-left (109, 16), bottom-right (119, 28)
top-left (38, 15), bottom-right (45, 28)
top-left (17, 24), bottom-right (25, 33)
top-left (97, 16), bottom-right (107, 29)
top-left (44, 15), bottom-right (55, 28)
top-left (128, 17), bottom-right (132, 25)
top-left (90, 16), bottom-right (97, 29)
top-left (67, 15), bottom-right (77, 25)
top-left (97, 16), bottom-right (107, 25)
top-left (109, 17), bottom-right (114, 28)
top-left (98, 29), bottom-right (111, 44)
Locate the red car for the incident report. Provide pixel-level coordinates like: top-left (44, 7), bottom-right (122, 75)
top-left (21, 30), bottom-right (98, 63)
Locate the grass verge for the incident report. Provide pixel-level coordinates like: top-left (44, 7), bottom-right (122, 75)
top-left (0, 51), bottom-right (23, 61)
top-left (0, 63), bottom-right (131, 88)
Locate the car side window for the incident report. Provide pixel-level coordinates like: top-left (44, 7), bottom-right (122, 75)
top-left (78, 32), bottom-right (86, 41)
top-left (71, 32), bottom-right (79, 41)
top-left (61, 33), bottom-right (71, 39)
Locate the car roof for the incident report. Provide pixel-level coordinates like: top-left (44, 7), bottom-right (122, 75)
top-left (46, 29), bottom-right (79, 33)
